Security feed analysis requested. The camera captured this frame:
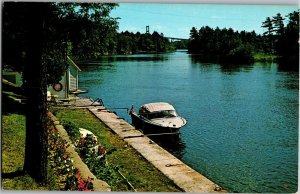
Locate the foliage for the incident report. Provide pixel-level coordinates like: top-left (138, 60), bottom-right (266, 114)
top-left (2, 2), bottom-right (118, 184)
top-left (55, 3), bottom-right (119, 59)
top-left (74, 133), bottom-right (126, 191)
top-left (47, 118), bottom-right (94, 191)
top-left (1, 105), bottom-right (96, 191)
top-left (253, 53), bottom-right (277, 62)
top-left (261, 10), bottom-right (299, 65)
top-left (115, 31), bottom-right (175, 55)
top-left (61, 120), bottom-right (80, 142)
top-left (76, 134), bottom-right (98, 159)
top-left (58, 118), bottom-right (126, 190)
top-left (224, 44), bottom-right (255, 63)
top-left (64, 169), bottom-right (94, 191)
top-left (188, 26), bottom-right (256, 63)
top-left (171, 39), bottom-right (189, 49)
top-left (2, 2), bottom-right (119, 85)
top-left (54, 108), bottom-right (181, 192)
top-left (188, 10), bottom-right (299, 66)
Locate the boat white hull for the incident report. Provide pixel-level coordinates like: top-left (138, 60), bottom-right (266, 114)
top-left (130, 112), bottom-right (186, 134)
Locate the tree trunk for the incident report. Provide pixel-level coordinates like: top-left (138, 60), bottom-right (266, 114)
top-left (23, 3), bottom-right (48, 184)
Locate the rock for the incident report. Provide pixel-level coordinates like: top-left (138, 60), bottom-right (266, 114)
top-left (79, 128), bottom-right (97, 142)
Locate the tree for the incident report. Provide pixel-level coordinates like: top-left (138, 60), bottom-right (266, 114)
top-left (262, 10), bottom-right (299, 65)
top-left (55, 3), bottom-right (118, 59)
top-left (22, 3), bottom-right (48, 183)
top-left (261, 17), bottom-right (274, 53)
top-left (188, 26), bottom-right (255, 63)
top-left (272, 13), bottom-right (285, 36)
top-left (189, 27), bottom-right (199, 40)
top-left (2, 2), bottom-right (118, 183)
top-left (116, 31), bottom-right (172, 54)
top-left (277, 11), bottom-right (299, 64)
top-left (261, 17), bottom-right (274, 36)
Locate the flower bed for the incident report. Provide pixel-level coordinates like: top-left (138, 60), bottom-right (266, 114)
top-left (75, 134), bottom-right (126, 188)
top-left (47, 115), bottom-right (94, 191)
top-left (60, 120), bottom-right (129, 191)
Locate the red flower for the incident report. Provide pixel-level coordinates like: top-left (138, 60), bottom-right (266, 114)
top-left (86, 177), bottom-right (91, 183)
top-left (78, 180), bottom-right (85, 189)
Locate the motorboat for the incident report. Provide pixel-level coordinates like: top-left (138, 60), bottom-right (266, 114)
top-left (129, 102), bottom-right (187, 134)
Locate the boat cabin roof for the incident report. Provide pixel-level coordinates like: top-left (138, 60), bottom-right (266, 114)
top-left (140, 102), bottom-right (175, 113)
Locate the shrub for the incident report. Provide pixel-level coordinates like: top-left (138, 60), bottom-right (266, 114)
top-left (225, 44), bottom-right (254, 63)
top-left (47, 117), bottom-right (94, 191)
top-left (61, 120), bottom-right (80, 141)
top-left (65, 168), bottom-right (94, 191)
top-left (75, 134), bottom-right (127, 190)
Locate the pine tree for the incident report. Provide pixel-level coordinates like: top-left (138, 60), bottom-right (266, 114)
top-left (261, 17), bottom-right (275, 53)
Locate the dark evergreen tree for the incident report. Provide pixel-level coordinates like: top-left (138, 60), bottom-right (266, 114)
top-left (188, 10), bottom-right (298, 65)
top-left (277, 11), bottom-right (299, 64)
top-left (262, 17), bottom-right (274, 36)
top-left (188, 27), bottom-right (199, 53)
top-left (116, 30), bottom-right (173, 54)
top-left (272, 13), bottom-right (285, 36)
top-left (262, 11), bottom-right (299, 65)
top-left (261, 16), bottom-right (275, 53)
top-left (188, 26), bottom-right (254, 63)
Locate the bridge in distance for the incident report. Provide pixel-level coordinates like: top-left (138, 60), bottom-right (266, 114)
top-left (146, 26), bottom-right (188, 42)
top-left (165, 37), bottom-right (189, 42)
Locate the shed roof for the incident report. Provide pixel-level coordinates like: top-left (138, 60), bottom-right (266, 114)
top-left (67, 56), bottom-right (81, 71)
top-left (141, 102), bottom-right (175, 112)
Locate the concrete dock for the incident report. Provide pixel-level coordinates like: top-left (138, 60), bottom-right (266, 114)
top-left (87, 105), bottom-right (226, 192)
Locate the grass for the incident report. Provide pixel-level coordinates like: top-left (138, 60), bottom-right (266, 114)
top-left (2, 84), bottom-right (59, 191)
top-left (2, 79), bottom-right (180, 191)
top-left (2, 113), bottom-right (50, 190)
top-left (2, 83), bottom-right (49, 190)
top-left (253, 53), bottom-right (277, 62)
top-left (53, 108), bottom-right (182, 192)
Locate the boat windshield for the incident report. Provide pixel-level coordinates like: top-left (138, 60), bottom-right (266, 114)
top-left (148, 110), bottom-right (178, 119)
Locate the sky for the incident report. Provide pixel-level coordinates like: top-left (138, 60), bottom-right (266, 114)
top-left (110, 4), bottom-right (298, 38)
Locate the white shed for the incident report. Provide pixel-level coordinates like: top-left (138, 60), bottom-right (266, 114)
top-left (47, 56), bottom-right (87, 100)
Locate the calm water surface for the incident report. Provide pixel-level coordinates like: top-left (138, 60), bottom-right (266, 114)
top-left (79, 51), bottom-right (298, 193)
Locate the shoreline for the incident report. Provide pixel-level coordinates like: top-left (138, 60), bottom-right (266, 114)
top-left (86, 103), bottom-right (226, 192)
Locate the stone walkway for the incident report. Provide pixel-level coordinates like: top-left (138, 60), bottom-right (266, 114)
top-left (88, 105), bottom-right (226, 192)
top-left (57, 97), bottom-right (101, 107)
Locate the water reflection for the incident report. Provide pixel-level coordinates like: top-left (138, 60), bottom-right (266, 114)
top-left (79, 63), bottom-right (116, 71)
top-left (219, 63), bottom-right (253, 73)
top-left (190, 54), bottom-right (299, 73)
top-left (148, 133), bottom-right (186, 159)
top-left (80, 54), bottom-right (169, 64)
top-left (79, 51), bottom-right (298, 192)
top-left (277, 61), bottom-right (299, 72)
top-left (190, 53), bottom-right (220, 64)
top-left (190, 54), bottom-right (254, 73)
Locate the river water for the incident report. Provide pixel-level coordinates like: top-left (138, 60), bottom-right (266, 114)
top-left (78, 50), bottom-right (298, 193)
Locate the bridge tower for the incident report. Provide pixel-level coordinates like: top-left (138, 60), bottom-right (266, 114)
top-left (146, 25), bottom-right (150, 34)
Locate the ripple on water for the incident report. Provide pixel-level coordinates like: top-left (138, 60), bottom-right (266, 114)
top-left (79, 52), bottom-right (298, 193)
